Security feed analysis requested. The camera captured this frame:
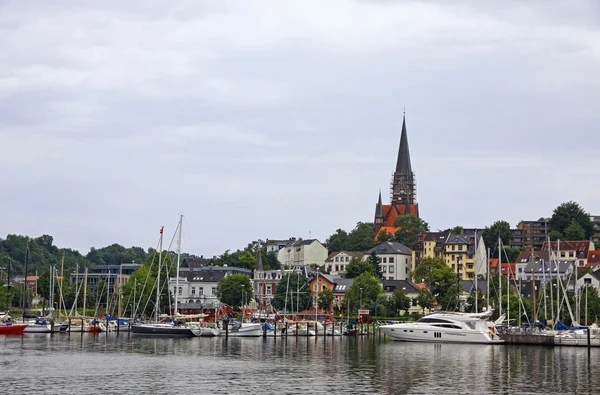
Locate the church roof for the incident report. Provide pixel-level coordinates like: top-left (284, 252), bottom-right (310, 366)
top-left (395, 115), bottom-right (413, 178)
top-left (375, 190), bottom-right (383, 218)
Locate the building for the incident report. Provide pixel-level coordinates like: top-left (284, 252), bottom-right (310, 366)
top-left (412, 232), bottom-right (448, 272)
top-left (514, 250), bottom-right (574, 281)
top-left (541, 240), bottom-right (596, 268)
top-left (443, 234), bottom-right (477, 280)
top-left (591, 216), bottom-right (600, 244)
top-left (374, 115), bottom-right (419, 236)
top-left (365, 241), bottom-right (412, 281)
top-left (510, 220), bottom-right (548, 250)
top-left (265, 239), bottom-right (294, 254)
top-left (332, 278), bottom-right (353, 313)
top-left (308, 274), bottom-right (337, 313)
top-left (69, 263), bottom-right (139, 290)
top-left (382, 279), bottom-right (423, 314)
top-left (277, 239), bottom-right (328, 268)
top-left (325, 251), bottom-right (365, 276)
top-left (576, 269), bottom-right (600, 293)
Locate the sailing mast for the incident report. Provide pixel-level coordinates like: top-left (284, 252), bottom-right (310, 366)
top-left (498, 238), bottom-right (502, 318)
top-left (475, 231), bottom-right (478, 313)
top-left (487, 247), bottom-right (491, 311)
top-left (155, 226), bottom-right (164, 323)
top-left (83, 267), bottom-right (88, 316)
top-left (174, 216), bottom-right (183, 318)
top-left (531, 248), bottom-right (536, 323)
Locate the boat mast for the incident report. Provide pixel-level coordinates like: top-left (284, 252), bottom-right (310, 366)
top-left (475, 231), bottom-right (478, 313)
top-left (59, 254), bottom-right (64, 319)
top-left (498, 238), bottom-right (502, 319)
top-left (531, 248), bottom-right (536, 323)
top-left (548, 238), bottom-right (554, 324)
top-left (487, 247), bottom-right (490, 311)
top-left (155, 226), bottom-right (164, 323)
top-left (175, 216), bottom-right (183, 319)
top-left (83, 267), bottom-right (88, 316)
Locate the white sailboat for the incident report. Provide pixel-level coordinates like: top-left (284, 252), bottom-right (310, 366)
top-left (132, 217), bottom-right (200, 337)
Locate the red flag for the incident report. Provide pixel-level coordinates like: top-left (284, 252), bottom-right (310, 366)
top-left (160, 226), bottom-right (164, 234)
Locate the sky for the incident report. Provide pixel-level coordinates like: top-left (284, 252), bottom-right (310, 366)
top-left (1, 0), bottom-right (599, 257)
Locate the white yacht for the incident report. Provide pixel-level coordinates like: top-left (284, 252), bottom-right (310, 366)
top-left (380, 311), bottom-right (503, 344)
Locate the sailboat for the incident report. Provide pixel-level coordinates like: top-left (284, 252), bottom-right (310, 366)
top-left (132, 217), bottom-right (200, 337)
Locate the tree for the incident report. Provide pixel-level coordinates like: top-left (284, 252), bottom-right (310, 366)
top-left (270, 273), bottom-right (311, 313)
top-left (482, 220), bottom-right (513, 254)
top-left (318, 288), bottom-right (334, 312)
top-left (451, 226), bottom-right (464, 234)
top-left (413, 257), bottom-right (460, 311)
top-left (550, 201), bottom-right (594, 240)
top-left (387, 289), bottom-right (411, 316)
top-left (326, 229), bottom-right (350, 253)
top-left (216, 274), bottom-right (253, 310)
top-left (564, 219), bottom-right (586, 241)
top-left (345, 257), bottom-right (374, 279)
top-left (347, 222), bottom-right (376, 251)
top-left (392, 215), bottom-right (430, 248)
top-left (549, 230), bottom-right (563, 241)
top-left (416, 290), bottom-right (435, 314)
top-left (342, 272), bottom-right (384, 316)
top-left (264, 251), bottom-right (280, 271)
top-left (376, 229), bottom-right (392, 243)
top-left (37, 269), bottom-right (52, 310)
top-left (502, 247), bottom-right (522, 263)
top-left (367, 251), bottom-right (382, 278)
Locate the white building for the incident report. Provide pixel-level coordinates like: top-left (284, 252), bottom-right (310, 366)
top-left (364, 241), bottom-right (413, 281)
top-left (325, 251), bottom-right (365, 276)
top-left (265, 239), bottom-right (294, 254)
top-left (277, 239), bottom-right (328, 268)
top-left (576, 269), bottom-right (600, 293)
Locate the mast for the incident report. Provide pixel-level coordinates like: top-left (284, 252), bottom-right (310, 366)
top-left (83, 267), bottom-right (88, 316)
top-left (155, 226), bottom-right (164, 323)
top-left (475, 231), bottom-right (478, 313)
top-left (487, 247), bottom-right (490, 311)
top-left (21, 239), bottom-right (30, 313)
top-left (532, 249), bottom-right (536, 323)
top-left (118, 264), bottom-right (123, 318)
top-left (59, 254), bottom-right (64, 319)
top-left (175, 216), bottom-right (183, 318)
top-left (498, 238), bottom-right (502, 318)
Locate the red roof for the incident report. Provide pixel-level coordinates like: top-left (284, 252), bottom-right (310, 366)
top-left (542, 241), bottom-right (592, 257)
top-left (381, 204), bottom-right (419, 228)
top-left (588, 250), bottom-right (600, 264)
top-left (489, 258), bottom-right (499, 269)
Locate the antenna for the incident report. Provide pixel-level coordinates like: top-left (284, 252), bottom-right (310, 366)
top-left (309, 230), bottom-right (312, 239)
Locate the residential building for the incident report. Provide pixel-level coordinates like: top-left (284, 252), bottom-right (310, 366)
top-left (332, 278), bottom-right (353, 313)
top-left (588, 250), bottom-right (600, 270)
top-left (541, 240), bottom-right (596, 268)
top-left (325, 251), bottom-right (365, 276)
top-left (591, 216), bottom-right (600, 244)
top-left (69, 263), bottom-right (139, 290)
top-left (365, 241), bottom-right (412, 281)
top-left (265, 238), bottom-right (294, 254)
top-left (510, 220), bottom-right (548, 250)
top-left (576, 269), bottom-right (600, 293)
top-left (382, 279), bottom-right (423, 314)
top-left (443, 234), bottom-right (477, 280)
top-left (412, 232), bottom-right (448, 272)
top-left (308, 274), bottom-right (337, 313)
top-left (277, 239), bottom-right (328, 268)
top-left (374, 115), bottom-right (419, 237)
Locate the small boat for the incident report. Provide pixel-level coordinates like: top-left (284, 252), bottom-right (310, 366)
top-left (0, 323), bottom-right (27, 334)
top-left (23, 318), bottom-right (52, 333)
top-left (131, 322), bottom-right (201, 336)
top-left (217, 321), bottom-right (262, 337)
top-left (379, 311), bottom-right (503, 344)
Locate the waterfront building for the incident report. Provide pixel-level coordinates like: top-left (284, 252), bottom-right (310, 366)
top-left (331, 278), bottom-right (353, 313)
top-left (374, 115), bottom-right (419, 236)
top-left (443, 233), bottom-right (477, 280)
top-left (69, 263), bottom-right (138, 290)
top-left (309, 274), bottom-right (337, 313)
top-left (412, 232), bottom-right (448, 272)
top-left (277, 238), bottom-right (328, 268)
top-left (382, 279), bottom-right (422, 314)
top-left (325, 251), bottom-right (365, 276)
top-left (364, 241), bottom-right (412, 281)
top-left (541, 240), bottom-right (596, 268)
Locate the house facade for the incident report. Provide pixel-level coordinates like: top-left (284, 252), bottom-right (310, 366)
top-left (541, 240), bottom-right (595, 268)
top-left (325, 251), bottom-right (365, 276)
top-left (365, 241), bottom-right (412, 281)
top-left (382, 279), bottom-right (422, 314)
top-left (412, 232), bottom-right (448, 272)
top-left (443, 234), bottom-right (477, 280)
top-left (277, 239), bottom-right (328, 268)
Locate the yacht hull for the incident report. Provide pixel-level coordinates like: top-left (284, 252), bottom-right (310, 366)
top-left (131, 324), bottom-right (200, 337)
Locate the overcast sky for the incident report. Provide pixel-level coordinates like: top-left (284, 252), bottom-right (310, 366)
top-left (1, 0), bottom-right (599, 257)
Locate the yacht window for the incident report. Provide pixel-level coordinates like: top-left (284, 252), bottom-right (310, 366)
top-left (417, 318), bottom-right (452, 323)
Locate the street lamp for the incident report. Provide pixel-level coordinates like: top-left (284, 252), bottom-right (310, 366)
top-left (359, 287), bottom-right (363, 310)
top-left (241, 284), bottom-right (245, 309)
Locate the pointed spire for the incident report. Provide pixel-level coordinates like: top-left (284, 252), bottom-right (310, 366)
top-left (375, 190), bottom-right (383, 218)
top-left (395, 114), bottom-right (413, 178)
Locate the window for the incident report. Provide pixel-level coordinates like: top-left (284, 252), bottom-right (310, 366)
top-left (345, 257), bottom-right (349, 262)
top-left (580, 260), bottom-right (585, 267)
top-left (199, 288), bottom-right (204, 296)
top-left (382, 266), bottom-right (387, 273)
top-left (389, 266), bottom-right (394, 273)
top-left (178, 287), bottom-right (182, 296)
top-left (191, 287), bottom-right (196, 295)
top-left (452, 245), bottom-right (456, 251)
top-left (452, 254), bottom-right (455, 261)
top-left (212, 287), bottom-right (217, 296)
top-left (266, 285), bottom-right (272, 295)
top-left (569, 251), bottom-right (574, 257)
top-left (458, 245), bottom-right (463, 251)
top-left (335, 265), bottom-right (339, 272)
top-left (335, 257), bottom-right (339, 262)
top-left (389, 257), bottom-right (394, 263)
top-left (560, 252), bottom-right (565, 258)
top-left (467, 263), bottom-right (473, 269)
top-left (382, 257), bottom-right (387, 263)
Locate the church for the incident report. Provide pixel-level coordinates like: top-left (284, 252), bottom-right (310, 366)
top-left (374, 115), bottom-right (419, 236)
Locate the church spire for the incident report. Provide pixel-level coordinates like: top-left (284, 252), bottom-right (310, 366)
top-left (375, 190), bottom-right (383, 219)
top-left (395, 114), bottom-right (413, 178)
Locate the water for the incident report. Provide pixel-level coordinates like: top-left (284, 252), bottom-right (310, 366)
top-left (1, 333), bottom-right (599, 394)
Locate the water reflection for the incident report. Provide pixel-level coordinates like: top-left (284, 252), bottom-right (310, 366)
top-left (1, 334), bottom-right (599, 394)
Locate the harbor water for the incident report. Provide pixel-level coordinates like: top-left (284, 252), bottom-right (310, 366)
top-left (1, 333), bottom-right (599, 394)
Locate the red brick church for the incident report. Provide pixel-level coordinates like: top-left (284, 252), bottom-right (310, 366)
top-left (374, 115), bottom-right (419, 236)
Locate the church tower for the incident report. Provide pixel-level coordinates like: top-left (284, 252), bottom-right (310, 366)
top-left (374, 114), bottom-right (419, 235)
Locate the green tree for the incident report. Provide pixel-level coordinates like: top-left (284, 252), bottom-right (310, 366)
top-left (416, 290), bottom-right (435, 314)
top-left (392, 215), bottom-right (430, 248)
top-left (367, 251), bottom-right (382, 278)
top-left (548, 230), bottom-right (563, 241)
top-left (345, 257), bottom-right (374, 279)
top-left (413, 257), bottom-right (460, 311)
top-left (482, 220), bottom-right (513, 254)
top-left (564, 219), bottom-right (586, 241)
top-left (376, 229), bottom-right (392, 243)
top-left (451, 226), bottom-right (464, 234)
top-left (387, 289), bottom-right (411, 316)
top-left (326, 229), bottom-right (350, 253)
top-left (502, 247), bottom-right (522, 263)
top-left (347, 222), bottom-right (376, 251)
top-left (550, 201), bottom-right (594, 240)
top-left (342, 272), bottom-right (384, 316)
top-left (37, 269), bottom-right (52, 310)
top-left (216, 274), bottom-right (253, 310)
top-left (318, 288), bottom-right (334, 312)
top-left (264, 251), bottom-right (280, 270)
top-left (270, 273), bottom-right (311, 313)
